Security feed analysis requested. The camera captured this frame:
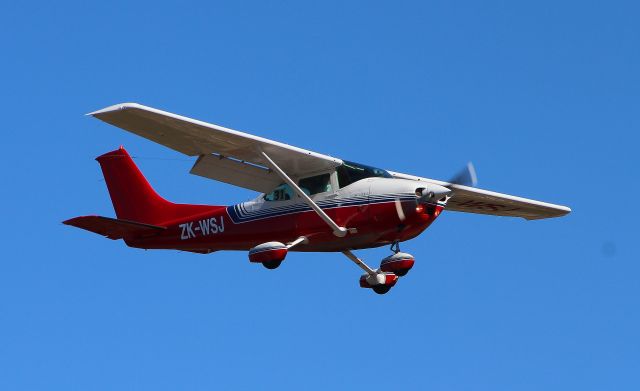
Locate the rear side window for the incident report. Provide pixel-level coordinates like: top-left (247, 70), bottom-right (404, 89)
top-left (299, 173), bottom-right (332, 196)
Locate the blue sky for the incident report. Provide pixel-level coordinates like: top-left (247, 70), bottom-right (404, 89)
top-left (1, 1), bottom-right (638, 389)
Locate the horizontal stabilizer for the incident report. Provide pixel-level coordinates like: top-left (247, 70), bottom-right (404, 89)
top-left (63, 215), bottom-right (166, 240)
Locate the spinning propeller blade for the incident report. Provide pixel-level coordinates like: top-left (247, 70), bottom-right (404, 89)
top-left (448, 162), bottom-right (478, 187)
top-left (415, 162), bottom-right (477, 203)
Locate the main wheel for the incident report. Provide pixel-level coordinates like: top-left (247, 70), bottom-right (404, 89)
top-left (372, 285), bottom-right (392, 295)
top-left (262, 260), bottom-right (282, 270)
top-left (394, 269), bottom-right (409, 277)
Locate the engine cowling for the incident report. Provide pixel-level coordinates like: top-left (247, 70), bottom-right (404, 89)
top-left (380, 252), bottom-right (415, 277)
top-left (249, 242), bottom-right (288, 263)
top-left (415, 185), bottom-right (451, 204)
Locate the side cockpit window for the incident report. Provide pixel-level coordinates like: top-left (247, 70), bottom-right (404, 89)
top-left (264, 183), bottom-right (293, 201)
top-left (299, 173), bottom-right (332, 196)
top-left (337, 161), bottom-right (391, 188)
top-left (264, 173), bottom-right (333, 201)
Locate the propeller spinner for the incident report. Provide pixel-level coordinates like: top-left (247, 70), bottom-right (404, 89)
top-left (415, 162), bottom-right (478, 203)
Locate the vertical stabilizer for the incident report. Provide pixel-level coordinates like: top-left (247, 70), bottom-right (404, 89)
top-left (96, 147), bottom-right (218, 225)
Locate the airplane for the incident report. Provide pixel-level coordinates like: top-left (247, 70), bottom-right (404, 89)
top-left (64, 103), bottom-right (571, 294)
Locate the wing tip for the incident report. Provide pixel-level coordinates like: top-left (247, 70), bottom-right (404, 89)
top-left (559, 206), bottom-right (572, 217)
top-left (524, 205), bottom-right (572, 220)
top-left (86, 102), bottom-right (144, 117)
top-left (554, 204), bottom-right (572, 216)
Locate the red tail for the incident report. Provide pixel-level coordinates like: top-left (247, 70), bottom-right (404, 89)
top-left (96, 147), bottom-right (218, 225)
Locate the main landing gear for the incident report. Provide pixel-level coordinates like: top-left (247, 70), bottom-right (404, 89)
top-left (249, 237), bottom-right (415, 295)
top-left (343, 242), bottom-right (415, 295)
top-left (262, 260), bottom-right (282, 270)
top-left (248, 237), bottom-right (308, 269)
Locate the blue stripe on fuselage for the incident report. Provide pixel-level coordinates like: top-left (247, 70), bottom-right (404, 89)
top-left (226, 193), bottom-right (418, 223)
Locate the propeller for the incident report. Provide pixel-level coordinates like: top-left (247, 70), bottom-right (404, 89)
top-left (449, 162), bottom-right (478, 187)
top-left (416, 162), bottom-right (477, 204)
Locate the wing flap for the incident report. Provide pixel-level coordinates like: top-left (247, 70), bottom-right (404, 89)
top-left (189, 153), bottom-right (280, 193)
top-left (63, 215), bottom-right (167, 240)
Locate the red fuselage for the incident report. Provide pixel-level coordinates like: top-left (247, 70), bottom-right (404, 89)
top-left (127, 200), bottom-right (444, 253)
top-left (65, 147), bottom-right (447, 256)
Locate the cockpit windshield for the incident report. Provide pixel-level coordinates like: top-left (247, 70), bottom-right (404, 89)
top-left (336, 161), bottom-right (391, 188)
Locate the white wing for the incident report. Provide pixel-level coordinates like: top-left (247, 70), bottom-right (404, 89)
top-left (89, 103), bottom-right (342, 192)
top-left (388, 171), bottom-right (571, 220)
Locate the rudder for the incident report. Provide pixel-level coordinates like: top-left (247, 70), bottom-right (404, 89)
top-left (96, 147), bottom-right (217, 225)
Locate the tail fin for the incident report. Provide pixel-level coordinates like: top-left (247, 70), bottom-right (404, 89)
top-left (96, 147), bottom-right (217, 225)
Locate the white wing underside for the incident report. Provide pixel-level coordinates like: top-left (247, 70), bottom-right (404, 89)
top-left (89, 103), bottom-right (342, 193)
top-left (89, 103), bottom-right (570, 220)
top-left (388, 171), bottom-right (570, 220)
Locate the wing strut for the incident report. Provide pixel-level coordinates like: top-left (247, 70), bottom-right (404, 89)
top-left (342, 250), bottom-right (396, 288)
top-left (342, 249), bottom-right (376, 276)
top-left (259, 150), bottom-right (348, 237)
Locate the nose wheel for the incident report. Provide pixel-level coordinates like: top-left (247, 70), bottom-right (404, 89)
top-left (381, 242), bottom-right (415, 277)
